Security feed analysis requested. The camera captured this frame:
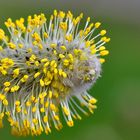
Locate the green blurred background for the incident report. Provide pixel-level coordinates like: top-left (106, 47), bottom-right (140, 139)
top-left (0, 0), bottom-right (140, 140)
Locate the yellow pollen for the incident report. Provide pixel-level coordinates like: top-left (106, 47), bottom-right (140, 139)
top-left (34, 72), bottom-right (40, 78)
top-left (60, 45), bottom-right (66, 50)
top-left (3, 99), bottom-right (8, 106)
top-left (95, 22), bottom-right (101, 28)
top-left (100, 30), bottom-right (107, 36)
top-left (4, 82), bottom-right (11, 87)
top-left (100, 50), bottom-right (109, 56)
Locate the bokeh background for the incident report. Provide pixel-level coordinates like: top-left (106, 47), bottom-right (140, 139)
top-left (0, 0), bottom-right (140, 140)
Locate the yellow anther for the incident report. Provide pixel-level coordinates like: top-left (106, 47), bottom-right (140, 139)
top-left (59, 11), bottom-right (65, 18)
top-left (5, 18), bottom-right (15, 28)
top-left (59, 22), bottom-right (67, 30)
top-left (63, 59), bottom-right (69, 66)
top-left (63, 106), bottom-right (70, 116)
top-left (45, 81), bottom-right (51, 86)
top-left (26, 101), bottom-right (31, 107)
top-left (79, 30), bottom-right (84, 37)
top-left (85, 41), bottom-right (91, 47)
top-left (10, 85), bottom-right (19, 92)
top-left (48, 90), bottom-right (52, 98)
top-left (5, 111), bottom-right (10, 117)
top-left (101, 37), bottom-right (107, 42)
top-left (41, 58), bottom-right (48, 63)
top-left (54, 115), bottom-right (59, 121)
top-left (74, 16), bottom-right (80, 24)
top-left (89, 23), bottom-right (94, 28)
top-left (59, 54), bottom-right (65, 59)
top-left (23, 120), bottom-right (30, 128)
top-left (4, 87), bottom-right (10, 92)
top-left (40, 107), bottom-right (45, 113)
top-left (1, 70), bottom-right (7, 75)
top-left (65, 34), bottom-right (73, 42)
top-left (32, 118), bottom-right (38, 124)
top-left (35, 61), bottom-right (40, 66)
top-left (58, 69), bottom-right (63, 76)
top-left (91, 44), bottom-right (96, 49)
top-left (73, 49), bottom-right (82, 55)
top-left (50, 60), bottom-right (57, 67)
top-left (100, 50), bottom-right (109, 56)
top-left (44, 62), bottom-right (50, 67)
top-left (87, 17), bottom-right (90, 22)
top-left (105, 38), bottom-right (111, 43)
top-left (73, 49), bottom-right (79, 55)
top-left (54, 9), bottom-right (58, 16)
top-left (13, 68), bottom-right (20, 77)
top-left (4, 82), bottom-right (11, 87)
top-left (62, 72), bottom-right (67, 78)
top-left (45, 101), bottom-right (49, 108)
top-left (33, 41), bottom-right (37, 46)
top-left (99, 58), bottom-right (105, 64)
top-left (100, 30), bottom-right (107, 36)
top-left (24, 75), bottom-right (29, 79)
top-left (67, 11), bottom-right (73, 19)
top-left (15, 18), bottom-right (26, 32)
top-left (67, 120), bottom-right (74, 127)
top-left (26, 61), bottom-right (31, 66)
top-left (50, 43), bottom-right (57, 48)
top-left (73, 16), bottom-right (81, 25)
top-left (42, 92), bottom-right (47, 97)
top-left (16, 106), bottom-right (21, 113)
top-left (95, 22), bottom-right (101, 28)
top-left (3, 99), bottom-right (8, 106)
top-left (50, 103), bottom-right (56, 112)
top-left (30, 95), bottom-right (36, 102)
top-left (54, 68), bottom-right (58, 74)
top-left (89, 98), bottom-right (97, 104)
top-left (39, 93), bottom-right (44, 99)
top-left (8, 42), bottom-right (16, 49)
top-left (15, 100), bottom-right (20, 106)
top-left (40, 79), bottom-right (45, 87)
top-left (18, 44), bottom-right (24, 48)
top-left (34, 72), bottom-right (40, 78)
top-left (99, 46), bottom-right (106, 51)
top-left (43, 32), bottom-right (48, 38)
top-left (68, 53), bottom-right (73, 59)
top-left (90, 48), bottom-right (97, 54)
top-left (32, 32), bottom-right (41, 42)
top-left (40, 98), bottom-right (44, 105)
top-left (38, 44), bottom-right (43, 50)
top-left (21, 75), bottom-right (29, 82)
top-left (0, 113), bottom-right (4, 119)
top-left (0, 29), bottom-right (6, 40)
top-left (0, 94), bottom-right (5, 101)
top-left (47, 71), bottom-right (53, 79)
top-left (42, 68), bottom-right (47, 74)
top-left (43, 116), bottom-right (48, 123)
top-left (29, 54), bottom-right (36, 62)
top-left (32, 106), bottom-right (37, 113)
top-left (53, 50), bottom-right (57, 55)
top-left (60, 45), bottom-right (66, 51)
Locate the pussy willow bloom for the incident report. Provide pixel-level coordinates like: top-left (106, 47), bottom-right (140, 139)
top-left (0, 10), bottom-right (110, 136)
